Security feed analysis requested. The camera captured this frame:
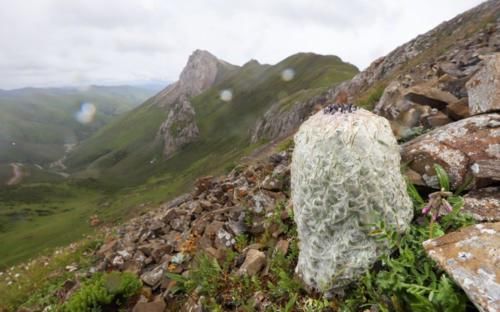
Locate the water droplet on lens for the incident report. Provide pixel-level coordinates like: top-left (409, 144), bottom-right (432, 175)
top-left (75, 102), bottom-right (97, 124)
top-left (220, 89), bottom-right (233, 102)
top-left (281, 68), bottom-right (295, 81)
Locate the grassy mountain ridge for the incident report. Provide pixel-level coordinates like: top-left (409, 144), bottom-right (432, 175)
top-left (0, 52), bottom-right (357, 268)
top-left (66, 52), bottom-right (358, 187)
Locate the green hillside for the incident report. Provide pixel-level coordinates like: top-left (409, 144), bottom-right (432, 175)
top-left (67, 53), bottom-right (358, 188)
top-left (0, 53), bottom-right (357, 267)
top-left (0, 85), bottom-right (160, 165)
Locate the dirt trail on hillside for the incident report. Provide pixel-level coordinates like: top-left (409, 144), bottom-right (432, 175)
top-left (6, 163), bottom-right (23, 185)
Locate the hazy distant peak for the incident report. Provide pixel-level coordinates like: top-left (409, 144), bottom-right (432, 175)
top-left (176, 49), bottom-right (235, 97)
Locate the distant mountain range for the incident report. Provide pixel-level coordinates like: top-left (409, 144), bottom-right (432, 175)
top-left (65, 50), bottom-right (359, 187)
top-left (0, 85), bottom-right (162, 165)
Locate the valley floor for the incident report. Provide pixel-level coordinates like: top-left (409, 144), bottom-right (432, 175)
top-left (6, 163), bottom-right (23, 186)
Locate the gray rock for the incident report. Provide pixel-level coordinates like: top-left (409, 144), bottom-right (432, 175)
top-left (423, 223), bottom-right (500, 312)
top-left (402, 114), bottom-right (500, 190)
top-left (463, 187), bottom-right (500, 221)
top-left (466, 54), bottom-right (500, 115)
top-left (140, 265), bottom-right (165, 287)
top-left (261, 175), bottom-right (283, 191)
top-left (157, 97), bottom-right (200, 158)
top-left (237, 249), bottom-right (266, 276)
top-left (153, 50), bottom-right (238, 158)
top-left (132, 297), bottom-right (166, 312)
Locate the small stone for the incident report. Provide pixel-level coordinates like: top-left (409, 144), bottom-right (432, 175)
top-left (199, 199), bottom-right (212, 210)
top-left (141, 265), bottom-right (164, 287)
top-left (261, 175), bottom-right (283, 191)
top-left (161, 208), bottom-right (179, 223)
top-left (111, 256), bottom-right (124, 268)
top-left (204, 247), bottom-right (225, 263)
top-left (237, 249), bottom-right (266, 276)
top-left (132, 297), bottom-right (166, 312)
top-left (234, 185), bottom-right (249, 200)
top-left (463, 187), bottom-right (500, 221)
top-left (149, 220), bottom-right (166, 233)
top-left (422, 111), bottom-right (451, 128)
top-left (214, 228), bottom-right (235, 250)
top-left (96, 240), bottom-right (119, 259)
top-left (204, 221), bottom-right (225, 239)
top-left (275, 239), bottom-right (290, 255)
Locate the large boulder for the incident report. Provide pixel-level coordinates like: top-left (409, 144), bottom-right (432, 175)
top-left (291, 105), bottom-right (413, 291)
top-left (466, 54), bottom-right (500, 115)
top-left (402, 114), bottom-right (500, 190)
top-left (404, 84), bottom-right (459, 110)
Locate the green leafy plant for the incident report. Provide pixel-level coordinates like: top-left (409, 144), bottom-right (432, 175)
top-left (422, 164), bottom-right (474, 238)
top-left (267, 250), bottom-right (302, 300)
top-left (166, 253), bottom-right (223, 297)
top-left (63, 271), bottom-right (141, 312)
top-left (234, 234), bottom-right (249, 252)
top-left (341, 166), bottom-right (475, 312)
top-left (300, 297), bottom-right (331, 312)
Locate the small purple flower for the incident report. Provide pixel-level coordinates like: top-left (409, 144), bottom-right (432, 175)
top-left (442, 199), bottom-right (453, 213)
top-left (422, 204), bottom-right (432, 215)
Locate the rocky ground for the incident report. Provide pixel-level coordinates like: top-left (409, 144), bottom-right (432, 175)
top-left (55, 46), bottom-right (499, 310)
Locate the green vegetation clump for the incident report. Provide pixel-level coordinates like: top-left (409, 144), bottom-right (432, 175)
top-left (341, 165), bottom-right (475, 312)
top-left (165, 166), bottom-right (476, 311)
top-left (356, 83), bottom-right (386, 110)
top-left (276, 137), bottom-right (294, 152)
top-left (63, 271), bottom-right (142, 312)
top-left (0, 237), bottom-right (103, 311)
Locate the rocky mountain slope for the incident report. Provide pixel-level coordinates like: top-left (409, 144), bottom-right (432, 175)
top-left (1, 1), bottom-right (499, 311)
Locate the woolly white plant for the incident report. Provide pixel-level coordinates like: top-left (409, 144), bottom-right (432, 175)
top-left (291, 104), bottom-right (413, 292)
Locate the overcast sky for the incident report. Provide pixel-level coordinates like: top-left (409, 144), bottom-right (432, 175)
top-left (0, 0), bottom-right (485, 89)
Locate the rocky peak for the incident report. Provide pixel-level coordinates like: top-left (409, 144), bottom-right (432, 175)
top-left (153, 50), bottom-right (236, 158)
top-left (177, 49), bottom-right (224, 97)
top-left (152, 50), bottom-right (234, 108)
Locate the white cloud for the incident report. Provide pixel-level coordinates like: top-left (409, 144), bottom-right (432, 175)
top-left (0, 0), bottom-right (486, 89)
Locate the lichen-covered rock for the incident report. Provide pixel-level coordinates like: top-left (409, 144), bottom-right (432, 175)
top-left (401, 113), bottom-right (500, 190)
top-left (251, 92), bottom-right (329, 143)
top-left (466, 54), bottom-right (500, 115)
top-left (404, 83), bottom-right (459, 110)
top-left (423, 223), bottom-right (500, 312)
top-left (463, 187), bottom-right (500, 221)
top-left (157, 96), bottom-right (199, 158)
top-left (291, 105), bottom-right (413, 291)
